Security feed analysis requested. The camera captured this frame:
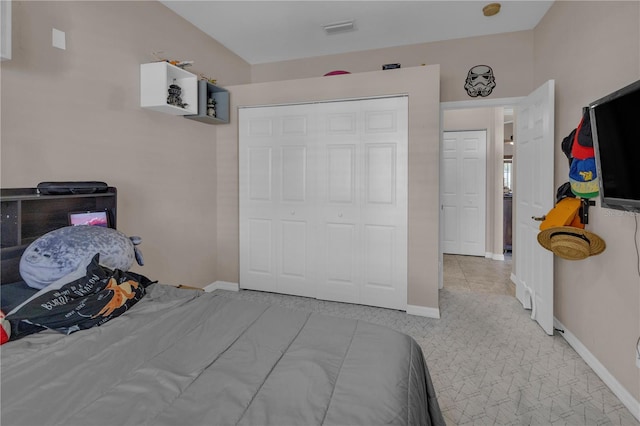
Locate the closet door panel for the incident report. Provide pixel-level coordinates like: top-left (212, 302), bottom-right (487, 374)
top-left (248, 147), bottom-right (272, 201)
top-left (320, 223), bottom-right (359, 304)
top-left (317, 101), bottom-right (362, 304)
top-left (241, 106), bottom-right (315, 295)
top-left (361, 224), bottom-right (400, 308)
top-left (281, 115), bottom-right (307, 135)
top-left (326, 112), bottom-right (357, 135)
top-left (281, 146), bottom-right (306, 202)
top-left (365, 144), bottom-right (396, 205)
top-left (277, 219), bottom-right (311, 297)
top-left (240, 110), bottom-right (278, 292)
top-left (280, 220), bottom-right (306, 277)
top-left (358, 97), bottom-right (408, 310)
top-left (364, 109), bottom-right (398, 133)
top-left (274, 107), bottom-right (316, 298)
top-left (318, 149), bottom-right (359, 303)
top-left (248, 117), bottom-right (273, 136)
top-left (327, 145), bottom-right (356, 203)
top-left (247, 219), bottom-right (272, 272)
top-left (363, 225), bottom-right (395, 287)
top-left (243, 218), bottom-right (275, 291)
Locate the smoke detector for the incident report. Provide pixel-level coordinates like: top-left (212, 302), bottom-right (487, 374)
top-left (323, 20), bottom-right (356, 35)
top-left (483, 3), bottom-right (501, 17)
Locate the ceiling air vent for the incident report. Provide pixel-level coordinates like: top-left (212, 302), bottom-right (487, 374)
top-left (323, 20), bottom-right (356, 35)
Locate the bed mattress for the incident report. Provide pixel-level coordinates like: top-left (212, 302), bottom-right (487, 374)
top-left (1, 284), bottom-right (444, 426)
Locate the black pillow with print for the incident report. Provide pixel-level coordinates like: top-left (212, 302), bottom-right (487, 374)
top-left (7, 254), bottom-right (154, 339)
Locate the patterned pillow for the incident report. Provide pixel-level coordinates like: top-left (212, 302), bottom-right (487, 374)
top-left (20, 226), bottom-right (136, 290)
top-left (8, 254), bottom-right (153, 338)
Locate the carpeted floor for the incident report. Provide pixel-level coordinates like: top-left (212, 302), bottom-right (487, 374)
top-left (215, 255), bottom-right (638, 425)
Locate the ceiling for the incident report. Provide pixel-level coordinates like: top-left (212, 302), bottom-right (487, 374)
top-left (161, 1), bottom-right (554, 65)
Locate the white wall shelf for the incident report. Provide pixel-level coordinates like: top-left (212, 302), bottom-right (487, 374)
top-left (140, 62), bottom-right (197, 115)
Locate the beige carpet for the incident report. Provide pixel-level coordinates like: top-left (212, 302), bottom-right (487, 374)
top-left (217, 276), bottom-right (638, 425)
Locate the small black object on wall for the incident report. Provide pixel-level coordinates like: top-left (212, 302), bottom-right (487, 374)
top-left (464, 65), bottom-right (496, 97)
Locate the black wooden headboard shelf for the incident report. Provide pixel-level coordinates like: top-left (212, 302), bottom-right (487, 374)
top-left (0, 187), bottom-right (117, 284)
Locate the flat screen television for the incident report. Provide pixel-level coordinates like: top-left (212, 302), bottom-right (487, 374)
top-left (589, 79), bottom-right (640, 213)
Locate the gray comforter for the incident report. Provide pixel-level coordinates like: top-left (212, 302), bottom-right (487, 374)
top-left (1, 284), bottom-right (444, 426)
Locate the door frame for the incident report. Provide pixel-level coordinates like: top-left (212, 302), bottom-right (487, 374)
top-left (439, 97), bottom-right (523, 290)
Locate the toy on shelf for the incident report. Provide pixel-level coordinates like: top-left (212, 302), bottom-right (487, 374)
top-left (198, 73), bottom-right (217, 85)
top-left (207, 97), bottom-right (217, 117)
top-left (167, 79), bottom-right (188, 109)
top-left (151, 51), bottom-right (194, 69)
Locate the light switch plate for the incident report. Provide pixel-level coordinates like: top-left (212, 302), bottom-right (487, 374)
top-left (52, 28), bottom-right (66, 50)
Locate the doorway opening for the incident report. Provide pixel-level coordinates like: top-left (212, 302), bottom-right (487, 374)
top-left (439, 82), bottom-right (556, 334)
top-left (439, 97), bottom-right (522, 296)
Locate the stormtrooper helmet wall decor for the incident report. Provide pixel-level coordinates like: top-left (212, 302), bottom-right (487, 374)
top-left (464, 65), bottom-right (496, 97)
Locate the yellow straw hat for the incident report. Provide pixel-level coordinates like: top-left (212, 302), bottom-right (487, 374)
top-left (537, 226), bottom-right (606, 260)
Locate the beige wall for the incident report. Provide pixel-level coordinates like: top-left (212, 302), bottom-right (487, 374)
top-left (217, 66), bottom-right (441, 309)
top-left (2, 0), bottom-right (639, 407)
top-left (252, 30), bottom-right (534, 103)
top-left (0, 1), bottom-right (251, 286)
top-left (534, 1), bottom-right (640, 402)
top-left (443, 107), bottom-right (505, 258)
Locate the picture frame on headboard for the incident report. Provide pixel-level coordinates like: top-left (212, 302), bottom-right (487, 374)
top-left (68, 210), bottom-right (110, 227)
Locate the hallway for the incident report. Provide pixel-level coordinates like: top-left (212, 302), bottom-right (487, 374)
top-left (443, 254), bottom-right (515, 296)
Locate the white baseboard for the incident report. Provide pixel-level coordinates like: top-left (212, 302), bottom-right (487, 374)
top-left (201, 284), bottom-right (440, 320)
top-left (406, 304), bottom-right (440, 319)
top-left (203, 281), bottom-right (239, 293)
top-left (484, 252), bottom-right (505, 261)
top-left (554, 318), bottom-right (640, 422)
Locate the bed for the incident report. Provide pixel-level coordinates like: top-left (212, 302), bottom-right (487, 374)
top-left (0, 187), bottom-right (444, 426)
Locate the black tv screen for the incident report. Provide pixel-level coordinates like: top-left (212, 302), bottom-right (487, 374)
top-left (589, 79), bottom-right (640, 212)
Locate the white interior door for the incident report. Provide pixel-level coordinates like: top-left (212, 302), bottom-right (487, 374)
top-left (240, 96), bottom-right (408, 311)
top-left (239, 105), bottom-right (317, 298)
top-left (441, 130), bottom-right (487, 256)
top-left (513, 80), bottom-right (555, 335)
top-left (316, 97), bottom-right (408, 310)
top-left (315, 100), bottom-right (362, 305)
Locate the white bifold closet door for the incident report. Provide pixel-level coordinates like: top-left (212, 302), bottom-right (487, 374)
top-left (239, 96), bottom-right (408, 310)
